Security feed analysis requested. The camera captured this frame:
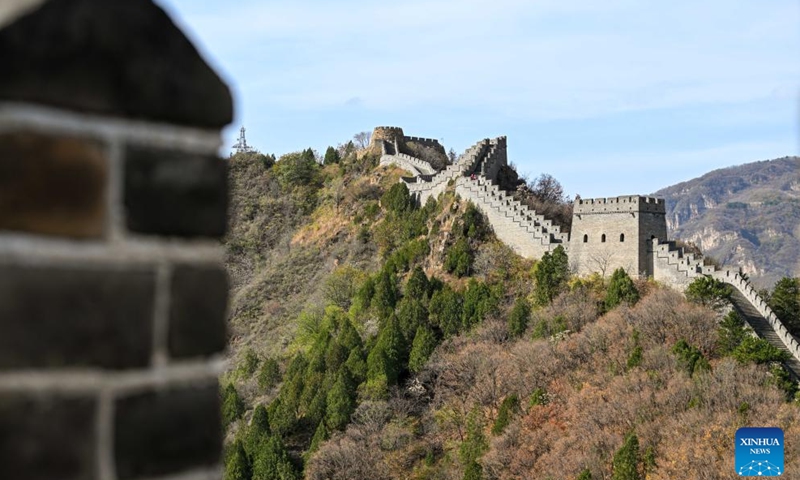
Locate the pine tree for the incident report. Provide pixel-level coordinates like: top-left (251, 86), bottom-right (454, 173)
top-left (408, 325), bottom-right (437, 373)
top-left (251, 436), bottom-right (299, 480)
top-left (323, 146), bottom-right (340, 165)
top-left (257, 357), bottom-right (280, 391)
top-left (430, 286), bottom-right (463, 338)
top-left (611, 433), bottom-right (641, 480)
top-left (224, 440), bottom-right (252, 480)
top-left (463, 461), bottom-right (483, 480)
top-left (371, 269), bottom-right (398, 320)
top-left (367, 315), bottom-right (407, 388)
top-left (770, 277), bottom-right (800, 335)
top-left (534, 245), bottom-right (570, 305)
top-left (508, 298), bottom-right (531, 338)
top-left (246, 404), bottom-right (271, 454)
top-left (222, 383), bottom-right (245, 428)
top-left (491, 394), bottom-right (519, 435)
top-left (397, 297), bottom-right (429, 341)
top-left (605, 268), bottom-right (640, 310)
top-left (406, 266), bottom-right (430, 300)
top-left (325, 369), bottom-right (357, 431)
top-left (307, 421), bottom-right (329, 456)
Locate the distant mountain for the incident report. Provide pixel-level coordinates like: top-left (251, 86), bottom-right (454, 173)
top-left (653, 156), bottom-right (800, 289)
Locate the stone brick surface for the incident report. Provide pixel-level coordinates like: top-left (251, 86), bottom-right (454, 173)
top-left (114, 382), bottom-right (221, 479)
top-left (0, 264), bottom-right (155, 369)
top-left (0, 131), bottom-right (107, 238)
top-left (0, 0), bottom-right (232, 128)
top-left (168, 264), bottom-right (228, 358)
top-left (0, 392), bottom-right (97, 480)
top-left (124, 145), bottom-right (227, 237)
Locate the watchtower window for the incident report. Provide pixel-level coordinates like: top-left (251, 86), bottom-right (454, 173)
top-left (620, 233), bottom-right (625, 242)
top-left (601, 234), bottom-right (606, 243)
top-left (583, 234), bottom-right (588, 243)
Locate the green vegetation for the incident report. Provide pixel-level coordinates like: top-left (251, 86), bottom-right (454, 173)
top-left (769, 277), bottom-right (800, 336)
top-left (685, 276), bottom-right (732, 311)
top-left (612, 433), bottom-right (641, 480)
top-left (224, 139), bottom-right (800, 479)
top-left (605, 268), bottom-right (639, 310)
top-left (534, 245), bottom-right (570, 305)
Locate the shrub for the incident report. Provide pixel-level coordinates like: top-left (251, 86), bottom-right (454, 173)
top-left (685, 276), bottom-right (732, 311)
top-left (732, 336), bottom-right (790, 364)
top-left (492, 394), bottom-right (520, 435)
top-left (672, 339), bottom-right (710, 376)
top-left (508, 297), bottom-right (531, 338)
top-left (605, 268), bottom-right (640, 310)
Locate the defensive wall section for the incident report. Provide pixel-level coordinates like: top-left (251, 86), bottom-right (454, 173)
top-left (382, 125), bottom-right (800, 376)
top-left (0, 2), bottom-right (231, 479)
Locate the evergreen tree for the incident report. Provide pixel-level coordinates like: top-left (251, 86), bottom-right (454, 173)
top-left (463, 461), bottom-right (483, 480)
top-left (344, 347), bottom-right (367, 384)
top-left (612, 433), bottom-right (641, 480)
top-left (224, 440), bottom-right (252, 480)
top-left (672, 339), bottom-right (710, 376)
top-left (222, 383), bottom-right (245, 428)
top-left (409, 325), bottom-right (438, 373)
top-left (605, 268), bottom-right (640, 310)
top-left (371, 269), bottom-right (398, 320)
top-left (246, 405), bottom-right (271, 454)
top-left (769, 277), bottom-right (800, 335)
top-left (251, 436), bottom-right (299, 480)
top-left (337, 317), bottom-right (363, 353)
top-left (491, 394), bottom-right (519, 435)
top-left (367, 315), bottom-right (407, 388)
top-left (406, 266), bottom-right (430, 301)
top-left (429, 286), bottom-right (463, 338)
top-left (462, 280), bottom-right (497, 331)
top-left (685, 276), bottom-right (732, 311)
top-left (508, 297), bottom-right (531, 338)
top-left (717, 310), bottom-right (747, 355)
top-left (459, 407), bottom-right (488, 465)
top-left (257, 357), bottom-right (281, 391)
top-left (397, 297), bottom-right (429, 341)
top-left (325, 369), bottom-right (357, 431)
top-left (444, 238), bottom-right (472, 277)
top-left (323, 146), bottom-right (341, 165)
top-left (307, 421), bottom-right (329, 456)
top-left (534, 246), bottom-right (570, 305)
top-left (381, 182), bottom-right (414, 214)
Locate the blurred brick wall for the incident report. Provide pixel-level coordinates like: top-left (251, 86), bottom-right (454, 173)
top-left (0, 1), bottom-right (233, 479)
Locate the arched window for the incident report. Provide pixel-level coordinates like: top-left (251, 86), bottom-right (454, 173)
top-left (620, 233), bottom-right (625, 242)
top-left (601, 234), bottom-right (606, 243)
top-left (583, 234), bottom-right (588, 243)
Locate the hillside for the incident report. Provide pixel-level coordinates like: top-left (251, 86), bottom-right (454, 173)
top-left (221, 142), bottom-right (800, 480)
top-left (654, 156), bottom-right (800, 289)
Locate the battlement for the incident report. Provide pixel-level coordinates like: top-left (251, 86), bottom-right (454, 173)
top-left (574, 196), bottom-right (666, 214)
top-left (371, 126), bottom-right (405, 148)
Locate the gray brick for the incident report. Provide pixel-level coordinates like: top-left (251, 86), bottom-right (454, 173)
top-left (168, 264), bottom-right (228, 359)
top-left (0, 392), bottom-right (97, 480)
top-left (114, 382), bottom-right (221, 479)
top-left (0, 264), bottom-right (155, 370)
top-left (124, 145), bottom-right (227, 238)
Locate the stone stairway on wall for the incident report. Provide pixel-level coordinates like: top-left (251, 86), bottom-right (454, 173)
top-left (379, 140), bottom-right (436, 176)
top-left (455, 175), bottom-right (567, 258)
top-left (653, 239), bottom-right (800, 378)
top-left (404, 139), bottom-right (491, 204)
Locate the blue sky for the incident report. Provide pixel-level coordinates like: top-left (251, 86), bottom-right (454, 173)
top-left (156, 0), bottom-right (798, 197)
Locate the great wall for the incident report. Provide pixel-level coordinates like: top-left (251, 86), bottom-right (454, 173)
top-left (372, 126), bottom-right (800, 378)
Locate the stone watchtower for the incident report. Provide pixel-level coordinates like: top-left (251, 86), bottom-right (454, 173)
top-left (568, 196), bottom-right (667, 278)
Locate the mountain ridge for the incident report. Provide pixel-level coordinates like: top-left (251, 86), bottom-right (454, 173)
top-left (653, 155), bottom-right (800, 289)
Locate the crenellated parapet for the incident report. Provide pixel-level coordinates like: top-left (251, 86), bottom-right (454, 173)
top-left (574, 196), bottom-right (666, 214)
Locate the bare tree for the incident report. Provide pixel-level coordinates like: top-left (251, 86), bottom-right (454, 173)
top-left (589, 251), bottom-right (615, 278)
top-left (529, 173), bottom-right (566, 204)
top-left (353, 131), bottom-right (372, 149)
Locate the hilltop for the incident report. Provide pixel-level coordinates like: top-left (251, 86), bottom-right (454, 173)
top-left (221, 136), bottom-right (800, 480)
top-left (654, 156), bottom-right (800, 289)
